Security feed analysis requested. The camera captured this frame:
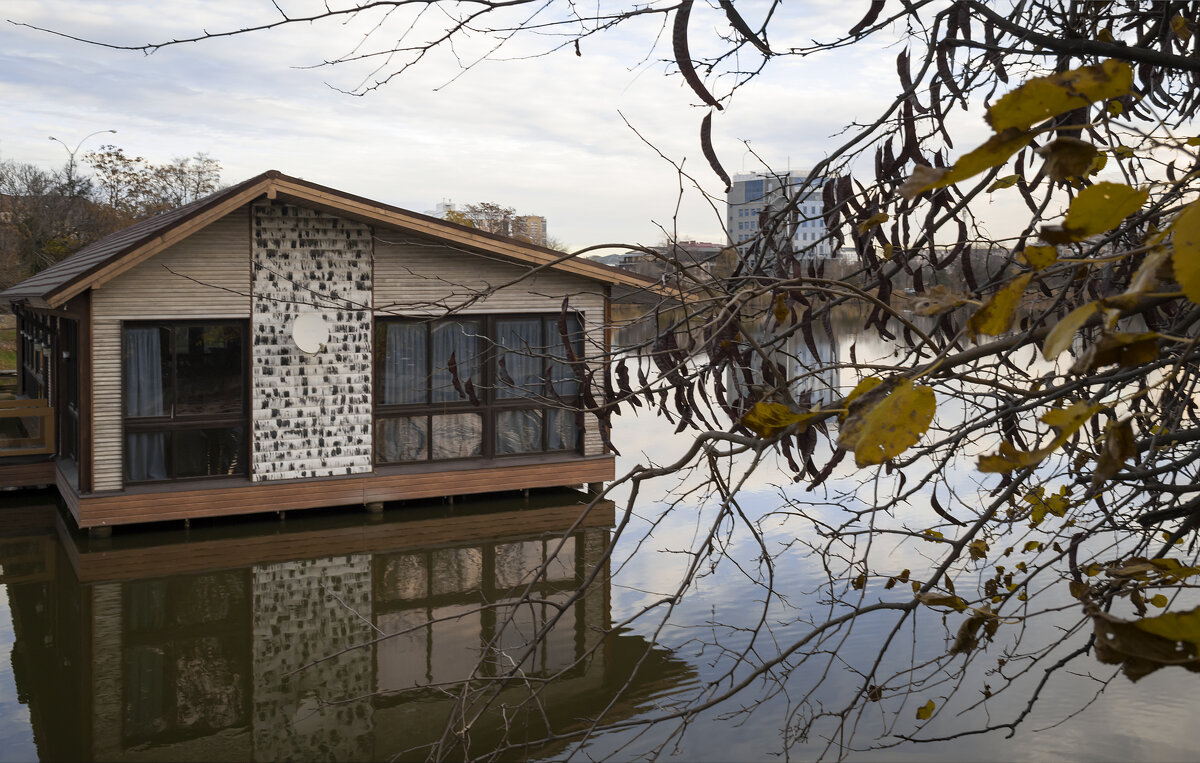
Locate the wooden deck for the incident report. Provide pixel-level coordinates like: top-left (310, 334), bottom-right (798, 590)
top-left (0, 457), bottom-right (56, 489)
top-left (56, 453), bottom-right (615, 528)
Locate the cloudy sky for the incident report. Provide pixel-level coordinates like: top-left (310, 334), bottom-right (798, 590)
top-left (1, 1), bottom-right (906, 251)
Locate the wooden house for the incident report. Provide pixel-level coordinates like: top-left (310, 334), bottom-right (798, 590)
top-left (0, 171), bottom-right (652, 529)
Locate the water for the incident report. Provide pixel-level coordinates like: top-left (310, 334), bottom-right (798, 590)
top-left (2, 320), bottom-right (1200, 761)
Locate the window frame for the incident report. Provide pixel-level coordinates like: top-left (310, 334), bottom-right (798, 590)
top-left (121, 320), bottom-right (251, 484)
top-left (373, 313), bottom-right (586, 465)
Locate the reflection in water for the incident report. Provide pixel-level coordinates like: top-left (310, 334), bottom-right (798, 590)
top-left (0, 491), bottom-right (694, 761)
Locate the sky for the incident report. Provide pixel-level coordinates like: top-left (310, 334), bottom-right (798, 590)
top-left (0, 0), bottom-right (909, 252)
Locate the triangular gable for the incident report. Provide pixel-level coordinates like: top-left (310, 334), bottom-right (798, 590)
top-left (1, 170), bottom-right (656, 310)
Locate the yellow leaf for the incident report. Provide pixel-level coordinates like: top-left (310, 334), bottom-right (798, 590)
top-left (987, 60), bottom-right (1134, 131)
top-left (987, 174), bottom-right (1020, 192)
top-left (979, 401), bottom-right (1102, 473)
top-left (916, 699), bottom-right (935, 720)
top-left (1023, 541), bottom-right (1041, 552)
top-left (1069, 331), bottom-right (1160, 375)
top-left (916, 592), bottom-right (967, 611)
top-left (1043, 301), bottom-right (1102, 360)
top-left (857, 212), bottom-right (890, 234)
top-left (967, 273), bottom-right (1033, 341)
top-left (1172, 13), bottom-right (1193, 42)
top-left (1106, 100), bottom-right (1123, 117)
top-left (1133, 605), bottom-right (1200, 649)
top-left (1036, 137), bottom-right (1099, 182)
top-left (838, 379), bottom-right (936, 466)
top-left (899, 128), bottom-right (1032, 199)
top-left (1111, 145), bottom-right (1135, 159)
top-left (1188, 137), bottom-right (1200, 147)
top-left (968, 540), bottom-right (989, 560)
top-left (841, 377), bottom-right (883, 421)
top-left (1150, 594), bottom-right (1169, 609)
top-left (912, 284), bottom-right (970, 316)
top-left (1044, 182), bottom-right (1148, 243)
top-left (1018, 244), bottom-right (1058, 271)
top-left (1083, 562), bottom-right (1103, 577)
top-left (1070, 580), bottom-right (1089, 599)
top-left (1097, 28), bottom-right (1114, 43)
top-left (742, 401), bottom-right (817, 438)
top-left (1172, 200), bottom-right (1200, 304)
top-left (852, 573), bottom-right (867, 590)
top-left (772, 293), bottom-right (790, 323)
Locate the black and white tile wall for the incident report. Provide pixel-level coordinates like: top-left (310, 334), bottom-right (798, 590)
top-left (251, 202), bottom-right (374, 481)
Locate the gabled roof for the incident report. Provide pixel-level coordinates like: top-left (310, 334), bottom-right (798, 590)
top-left (1, 170), bottom-right (657, 310)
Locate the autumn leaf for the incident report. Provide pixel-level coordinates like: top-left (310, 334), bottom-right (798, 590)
top-left (742, 401), bottom-right (818, 438)
top-left (916, 699), bottom-right (936, 720)
top-left (1042, 182), bottom-right (1148, 243)
top-left (841, 376), bottom-right (883, 420)
top-left (1172, 13), bottom-right (1193, 42)
top-left (899, 128), bottom-right (1032, 199)
top-left (1089, 417), bottom-right (1134, 490)
top-left (979, 401), bottom-right (1102, 472)
top-left (987, 174), bottom-right (1020, 192)
top-left (987, 59), bottom-right (1133, 131)
top-left (912, 284), bottom-right (970, 316)
top-left (967, 273), bottom-right (1032, 341)
top-left (1172, 199), bottom-right (1200, 304)
top-left (968, 539), bottom-right (989, 560)
top-left (772, 293), bottom-right (790, 323)
top-left (1043, 301), bottom-right (1101, 360)
top-left (1069, 332), bottom-right (1160, 375)
top-left (1018, 244), bottom-right (1057, 271)
top-left (1036, 137), bottom-right (1099, 182)
top-left (857, 211), bottom-right (890, 234)
top-left (916, 592), bottom-right (967, 611)
top-left (838, 379), bottom-right (936, 466)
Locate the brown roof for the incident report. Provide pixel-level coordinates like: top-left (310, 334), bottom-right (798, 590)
top-left (1, 170), bottom-right (657, 309)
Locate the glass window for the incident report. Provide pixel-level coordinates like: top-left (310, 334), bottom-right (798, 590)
top-left (123, 322), bottom-right (247, 483)
top-left (375, 314), bottom-right (584, 463)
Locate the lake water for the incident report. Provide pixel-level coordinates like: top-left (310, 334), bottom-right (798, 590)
top-left (2, 323), bottom-right (1200, 761)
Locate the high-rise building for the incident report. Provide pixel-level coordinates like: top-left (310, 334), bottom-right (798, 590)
top-left (727, 171), bottom-right (831, 258)
top-left (516, 215), bottom-right (548, 247)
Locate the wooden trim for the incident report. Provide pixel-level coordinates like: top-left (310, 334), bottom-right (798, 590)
top-left (69, 454), bottom-right (614, 528)
top-left (61, 499), bottom-right (615, 583)
top-left (47, 181), bottom-right (273, 308)
top-left (0, 458), bottom-right (55, 487)
top-left (79, 290), bottom-right (93, 492)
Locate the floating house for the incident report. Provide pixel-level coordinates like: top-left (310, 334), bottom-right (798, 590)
top-left (0, 171), bottom-right (652, 529)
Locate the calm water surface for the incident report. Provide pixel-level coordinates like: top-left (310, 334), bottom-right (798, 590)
top-left (2, 324), bottom-right (1200, 761)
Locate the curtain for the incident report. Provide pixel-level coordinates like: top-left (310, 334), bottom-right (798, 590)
top-left (383, 323), bottom-right (427, 405)
top-left (431, 320), bottom-right (481, 403)
top-left (496, 318), bottom-right (543, 399)
top-left (496, 409), bottom-right (542, 454)
top-left (126, 432), bottom-right (168, 482)
top-left (548, 315), bottom-right (583, 398)
top-left (124, 327), bottom-right (166, 417)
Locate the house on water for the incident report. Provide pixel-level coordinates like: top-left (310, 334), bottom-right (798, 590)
top-left (0, 171), bottom-right (653, 530)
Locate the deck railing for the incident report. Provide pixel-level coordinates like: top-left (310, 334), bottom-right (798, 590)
top-left (0, 398), bottom-right (55, 457)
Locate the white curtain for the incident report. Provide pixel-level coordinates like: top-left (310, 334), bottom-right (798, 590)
top-left (383, 323), bottom-right (427, 405)
top-left (432, 320), bottom-right (480, 403)
top-left (124, 327), bottom-right (165, 417)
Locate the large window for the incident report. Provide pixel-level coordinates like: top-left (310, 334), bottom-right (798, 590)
top-left (374, 314), bottom-right (584, 464)
top-left (122, 322), bottom-right (248, 482)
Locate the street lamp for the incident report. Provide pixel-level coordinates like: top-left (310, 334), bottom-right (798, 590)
top-left (48, 129), bottom-right (116, 195)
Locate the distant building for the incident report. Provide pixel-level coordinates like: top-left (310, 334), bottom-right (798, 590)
top-left (727, 171), bottom-right (831, 258)
top-left (429, 200), bottom-right (547, 247)
top-left (516, 215), bottom-right (547, 247)
top-left (616, 240), bottom-right (727, 282)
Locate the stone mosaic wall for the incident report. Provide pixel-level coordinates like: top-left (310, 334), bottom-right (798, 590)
top-left (251, 202), bottom-right (373, 481)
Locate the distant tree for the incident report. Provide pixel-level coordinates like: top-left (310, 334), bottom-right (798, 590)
top-left (0, 147), bottom-right (222, 287)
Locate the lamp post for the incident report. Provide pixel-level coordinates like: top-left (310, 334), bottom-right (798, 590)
top-left (48, 129), bottom-right (116, 196)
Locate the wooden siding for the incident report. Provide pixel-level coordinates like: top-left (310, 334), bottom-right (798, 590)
top-left (89, 209), bottom-right (251, 491)
top-left (374, 238), bottom-right (607, 456)
top-left (0, 459), bottom-right (55, 488)
top-left (67, 454), bottom-right (614, 528)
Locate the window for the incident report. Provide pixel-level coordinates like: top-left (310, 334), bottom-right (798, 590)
top-left (375, 314), bottom-right (584, 464)
top-left (123, 322), bottom-right (248, 482)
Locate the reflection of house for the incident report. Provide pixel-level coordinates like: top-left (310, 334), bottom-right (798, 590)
top-left (2, 492), bottom-right (695, 761)
top-left (0, 171), bottom-right (655, 529)
top-left (726, 326), bottom-right (841, 410)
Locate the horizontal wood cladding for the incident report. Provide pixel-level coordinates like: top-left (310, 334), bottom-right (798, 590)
top-left (63, 501), bottom-right (615, 583)
top-left (69, 455), bottom-right (615, 527)
top-left (0, 459), bottom-right (55, 488)
top-left (91, 207), bottom-right (251, 319)
top-left (373, 238), bottom-right (608, 457)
